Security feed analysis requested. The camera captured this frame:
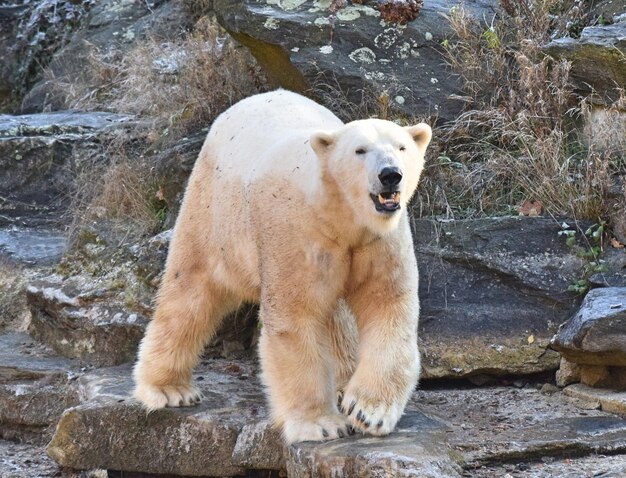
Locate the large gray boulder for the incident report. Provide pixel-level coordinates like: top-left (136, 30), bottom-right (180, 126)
top-left (544, 21), bottom-right (626, 103)
top-left (213, 0), bottom-right (499, 123)
top-left (415, 217), bottom-right (584, 379)
top-left (26, 216), bottom-right (586, 377)
top-left (552, 287), bottom-right (626, 366)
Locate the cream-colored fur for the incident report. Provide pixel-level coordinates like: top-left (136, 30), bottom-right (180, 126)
top-left (133, 90), bottom-right (431, 444)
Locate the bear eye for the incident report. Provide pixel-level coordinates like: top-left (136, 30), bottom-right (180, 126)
top-left (355, 148), bottom-right (366, 155)
top-left (399, 145), bottom-right (406, 151)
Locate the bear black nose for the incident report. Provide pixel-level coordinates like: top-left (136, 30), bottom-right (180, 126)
top-left (378, 167), bottom-right (403, 188)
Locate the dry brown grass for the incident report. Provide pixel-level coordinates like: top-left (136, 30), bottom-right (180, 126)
top-left (108, 18), bottom-right (262, 141)
top-left (421, 0), bottom-right (623, 221)
top-left (67, 134), bottom-right (169, 240)
top-left (61, 17), bottom-right (263, 238)
top-left (312, 75), bottom-right (397, 123)
top-left (53, 17), bottom-right (262, 142)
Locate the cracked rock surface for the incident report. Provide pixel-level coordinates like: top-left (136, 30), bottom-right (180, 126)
top-left (43, 356), bottom-right (626, 477)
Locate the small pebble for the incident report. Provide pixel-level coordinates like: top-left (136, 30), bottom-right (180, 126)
top-left (540, 383), bottom-right (559, 394)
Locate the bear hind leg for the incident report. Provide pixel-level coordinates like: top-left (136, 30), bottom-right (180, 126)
top-left (133, 276), bottom-right (238, 410)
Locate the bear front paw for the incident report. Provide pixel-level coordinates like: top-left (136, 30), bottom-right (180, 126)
top-left (134, 382), bottom-right (203, 411)
top-left (283, 413), bottom-right (355, 444)
top-left (338, 389), bottom-right (403, 436)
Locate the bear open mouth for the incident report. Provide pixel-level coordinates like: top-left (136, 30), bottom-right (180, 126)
top-left (370, 191), bottom-right (401, 213)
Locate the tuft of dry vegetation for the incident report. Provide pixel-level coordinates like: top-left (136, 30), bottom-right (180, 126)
top-left (52, 18), bottom-right (262, 142)
top-left (414, 0), bottom-right (625, 222)
top-left (313, 77), bottom-right (394, 122)
top-left (109, 19), bottom-right (262, 140)
top-left (181, 0), bottom-right (213, 20)
top-left (70, 153), bottom-right (168, 240)
top-left (58, 17), bottom-right (264, 239)
top-left (312, 73), bottom-right (429, 125)
top-left (309, 0), bottom-right (624, 224)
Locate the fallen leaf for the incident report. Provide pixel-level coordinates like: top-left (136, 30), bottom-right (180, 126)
top-left (610, 237), bottom-right (625, 249)
top-left (518, 200), bottom-right (543, 217)
top-left (527, 334), bottom-right (535, 345)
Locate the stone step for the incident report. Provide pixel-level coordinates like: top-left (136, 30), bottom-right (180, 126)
top-left (26, 274), bottom-right (149, 367)
top-left (564, 383), bottom-right (626, 416)
top-left (47, 357), bottom-right (626, 477)
top-left (0, 332), bottom-right (82, 443)
top-left (0, 111), bottom-right (135, 216)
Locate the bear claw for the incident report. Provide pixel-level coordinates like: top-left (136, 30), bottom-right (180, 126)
top-left (338, 389), bottom-right (404, 436)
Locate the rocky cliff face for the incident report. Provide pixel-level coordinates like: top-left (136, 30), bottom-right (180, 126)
top-left (212, 0), bottom-right (499, 123)
top-left (1, 0), bottom-right (626, 477)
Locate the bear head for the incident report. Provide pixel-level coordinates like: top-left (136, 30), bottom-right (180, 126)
top-left (311, 119), bottom-right (431, 235)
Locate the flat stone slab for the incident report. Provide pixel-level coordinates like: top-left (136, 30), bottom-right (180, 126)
top-left (0, 333), bottom-right (81, 443)
top-left (0, 111), bottom-right (132, 138)
top-left (471, 453), bottom-right (626, 477)
top-left (415, 386), bottom-right (626, 466)
top-left (565, 383), bottom-right (626, 416)
top-left (47, 357), bottom-right (626, 477)
top-left (0, 227), bottom-right (67, 265)
top-left (415, 217), bottom-right (584, 379)
top-left (287, 425), bottom-right (461, 478)
top-left (48, 359), bottom-right (278, 477)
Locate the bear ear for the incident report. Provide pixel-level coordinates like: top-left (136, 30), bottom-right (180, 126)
top-left (310, 130), bottom-right (336, 157)
top-left (405, 123), bottom-right (432, 151)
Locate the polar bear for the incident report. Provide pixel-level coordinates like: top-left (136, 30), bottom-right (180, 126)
top-left (133, 90), bottom-right (431, 444)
